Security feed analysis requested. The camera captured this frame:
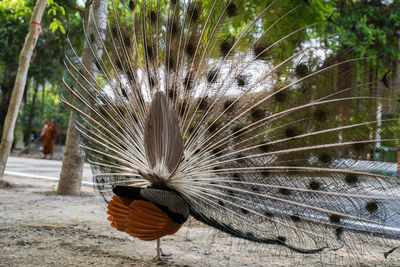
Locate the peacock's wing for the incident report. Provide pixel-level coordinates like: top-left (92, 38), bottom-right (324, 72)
top-left (63, 0), bottom-right (400, 258)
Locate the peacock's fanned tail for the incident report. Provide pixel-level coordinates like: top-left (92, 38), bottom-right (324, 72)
top-left (63, 0), bottom-right (400, 257)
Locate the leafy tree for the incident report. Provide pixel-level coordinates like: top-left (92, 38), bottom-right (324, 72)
top-left (321, 0), bottom-right (400, 160)
top-left (326, 0), bottom-right (400, 70)
top-left (22, 0), bottom-right (83, 144)
top-left (0, 0), bottom-right (32, 134)
top-left (0, 0), bottom-right (84, 137)
top-left (0, 0), bottom-right (48, 179)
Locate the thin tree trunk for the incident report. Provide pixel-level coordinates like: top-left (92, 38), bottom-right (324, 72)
top-left (394, 36), bottom-right (400, 174)
top-left (41, 81), bottom-right (45, 119)
top-left (56, 0), bottom-right (108, 195)
top-left (0, 0), bottom-right (48, 180)
top-left (24, 80), bottom-right (39, 147)
top-left (0, 66), bottom-right (17, 132)
top-left (336, 49), bottom-right (353, 156)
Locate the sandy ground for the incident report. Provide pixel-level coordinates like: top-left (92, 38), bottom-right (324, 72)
top-left (1, 176), bottom-right (400, 267)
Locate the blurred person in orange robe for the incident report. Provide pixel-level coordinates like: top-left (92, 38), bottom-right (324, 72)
top-left (40, 119), bottom-right (58, 159)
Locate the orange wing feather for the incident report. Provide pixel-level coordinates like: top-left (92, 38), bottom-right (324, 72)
top-left (107, 195), bottom-right (183, 241)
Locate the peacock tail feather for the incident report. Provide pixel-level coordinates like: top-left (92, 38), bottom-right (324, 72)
top-left (63, 0), bottom-right (400, 262)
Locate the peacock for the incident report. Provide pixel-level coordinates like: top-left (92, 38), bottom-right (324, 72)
top-left (63, 0), bottom-right (400, 263)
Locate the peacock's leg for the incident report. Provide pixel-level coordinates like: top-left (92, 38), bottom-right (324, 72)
top-left (156, 238), bottom-right (172, 260)
top-left (156, 238), bottom-right (161, 259)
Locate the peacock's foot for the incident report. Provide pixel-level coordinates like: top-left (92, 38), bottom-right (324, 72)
top-left (160, 248), bottom-right (172, 257)
top-left (155, 248), bottom-right (172, 260)
top-left (155, 238), bottom-right (172, 260)
top-left (155, 250), bottom-right (172, 261)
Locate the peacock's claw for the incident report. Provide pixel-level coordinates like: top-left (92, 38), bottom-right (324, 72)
top-left (155, 238), bottom-right (172, 260)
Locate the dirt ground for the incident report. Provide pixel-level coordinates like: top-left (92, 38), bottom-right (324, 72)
top-left (1, 176), bottom-right (400, 267)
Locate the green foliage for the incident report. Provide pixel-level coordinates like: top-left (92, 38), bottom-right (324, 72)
top-left (0, 1), bottom-right (31, 71)
top-left (18, 83), bottom-right (70, 134)
top-left (0, 0), bottom-right (32, 15)
top-left (48, 0), bottom-right (67, 34)
top-left (49, 18), bottom-right (66, 34)
top-left (0, 0), bottom-right (84, 139)
top-left (48, 0), bottom-right (66, 16)
top-left (322, 0), bottom-right (400, 71)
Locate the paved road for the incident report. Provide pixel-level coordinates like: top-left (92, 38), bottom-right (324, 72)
top-left (4, 156), bottom-right (93, 186)
top-left (3, 156), bottom-right (400, 230)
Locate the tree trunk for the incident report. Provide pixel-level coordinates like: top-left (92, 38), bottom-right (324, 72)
top-left (56, 0), bottom-right (108, 195)
top-left (41, 81), bottom-right (45, 119)
top-left (337, 58), bottom-right (352, 125)
top-left (0, 66), bottom-right (17, 136)
top-left (336, 49), bottom-right (353, 156)
top-left (0, 0), bottom-right (48, 180)
top-left (56, 111), bottom-right (84, 194)
top-left (24, 80), bottom-right (39, 147)
top-left (394, 36), bottom-right (400, 174)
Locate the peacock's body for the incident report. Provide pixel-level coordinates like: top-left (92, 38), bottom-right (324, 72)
top-left (63, 0), bottom-right (400, 264)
